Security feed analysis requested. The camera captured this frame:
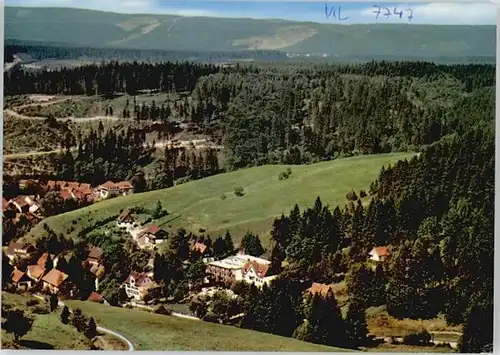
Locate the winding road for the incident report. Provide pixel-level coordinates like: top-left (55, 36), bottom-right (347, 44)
top-left (97, 326), bottom-right (135, 351)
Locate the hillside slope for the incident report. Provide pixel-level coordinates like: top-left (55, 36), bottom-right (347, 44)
top-left (65, 299), bottom-right (351, 351)
top-left (26, 153), bottom-right (413, 244)
top-left (5, 7), bottom-right (495, 58)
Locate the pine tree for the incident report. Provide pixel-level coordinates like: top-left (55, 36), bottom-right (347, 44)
top-left (84, 317), bottom-right (97, 339)
top-left (60, 306), bottom-right (70, 325)
top-left (345, 300), bottom-right (369, 348)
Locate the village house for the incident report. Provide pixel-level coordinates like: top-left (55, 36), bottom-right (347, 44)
top-left (122, 271), bottom-right (157, 301)
top-left (305, 282), bottom-right (335, 298)
top-left (27, 264), bottom-right (46, 282)
top-left (191, 242), bottom-right (208, 256)
top-left (86, 246), bottom-right (103, 266)
top-left (241, 261), bottom-right (277, 287)
top-left (369, 246), bottom-right (391, 262)
top-left (8, 195), bottom-right (40, 215)
top-left (116, 210), bottom-right (137, 230)
top-left (5, 242), bottom-right (38, 263)
top-left (206, 254), bottom-right (272, 285)
top-left (41, 269), bottom-right (69, 294)
top-left (94, 181), bottom-right (134, 200)
top-left (37, 252), bottom-right (59, 269)
top-left (87, 291), bottom-right (107, 304)
top-left (136, 225), bottom-right (168, 249)
top-left (11, 269), bottom-right (32, 291)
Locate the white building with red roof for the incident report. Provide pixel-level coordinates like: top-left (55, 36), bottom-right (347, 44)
top-left (369, 246), bottom-right (392, 262)
top-left (122, 271), bottom-right (158, 301)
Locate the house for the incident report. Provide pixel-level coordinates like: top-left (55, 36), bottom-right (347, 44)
top-left (37, 252), bottom-right (59, 268)
top-left (116, 210), bottom-right (136, 229)
top-left (94, 181), bottom-right (134, 200)
top-left (8, 196), bottom-right (39, 214)
top-left (86, 246), bottom-right (103, 266)
top-left (87, 291), bottom-right (107, 304)
top-left (27, 264), bottom-right (45, 282)
top-left (41, 269), bottom-right (69, 294)
top-left (11, 269), bottom-right (32, 290)
top-left (305, 282), bottom-right (335, 298)
top-left (206, 254), bottom-right (271, 285)
top-left (191, 242), bottom-right (208, 255)
top-left (122, 272), bottom-right (157, 301)
top-left (241, 261), bottom-right (277, 287)
top-left (136, 226), bottom-right (168, 249)
top-left (5, 242), bottom-right (37, 262)
top-left (369, 246), bottom-right (391, 262)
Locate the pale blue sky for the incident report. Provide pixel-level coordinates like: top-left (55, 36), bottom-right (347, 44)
top-left (5, 0), bottom-right (498, 24)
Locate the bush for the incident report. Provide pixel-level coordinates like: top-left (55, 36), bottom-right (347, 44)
top-left (403, 330), bottom-right (432, 346)
top-left (25, 299), bottom-right (40, 307)
top-left (278, 169), bottom-right (292, 180)
top-left (359, 190), bottom-right (367, 198)
top-left (346, 190), bottom-right (358, 201)
top-left (220, 194), bottom-right (227, 200)
top-left (234, 186), bottom-right (245, 197)
top-left (32, 306), bottom-right (50, 315)
top-left (155, 305), bottom-right (172, 315)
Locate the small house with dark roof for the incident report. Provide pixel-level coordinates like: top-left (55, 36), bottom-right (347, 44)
top-left (136, 225), bottom-right (168, 249)
top-left (85, 246), bottom-right (103, 266)
top-left (116, 210), bottom-right (137, 229)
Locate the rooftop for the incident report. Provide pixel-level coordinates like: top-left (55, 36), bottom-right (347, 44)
top-left (208, 254), bottom-right (270, 270)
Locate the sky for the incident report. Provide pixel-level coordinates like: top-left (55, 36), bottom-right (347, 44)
top-left (5, 0), bottom-right (499, 24)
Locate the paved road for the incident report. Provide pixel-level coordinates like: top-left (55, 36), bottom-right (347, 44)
top-left (97, 326), bottom-right (135, 351)
top-left (55, 299), bottom-right (135, 351)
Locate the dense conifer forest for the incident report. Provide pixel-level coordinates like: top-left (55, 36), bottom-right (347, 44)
top-left (2, 55), bottom-right (494, 352)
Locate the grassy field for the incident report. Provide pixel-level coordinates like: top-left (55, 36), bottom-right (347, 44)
top-left (65, 299), bottom-right (351, 351)
top-left (1, 293), bottom-right (90, 350)
top-left (26, 152), bottom-right (414, 245)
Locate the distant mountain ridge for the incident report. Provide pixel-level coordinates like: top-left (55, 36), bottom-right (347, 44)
top-left (5, 6), bottom-right (496, 59)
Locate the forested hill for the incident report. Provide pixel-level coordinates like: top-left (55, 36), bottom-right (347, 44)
top-left (4, 6), bottom-right (496, 60)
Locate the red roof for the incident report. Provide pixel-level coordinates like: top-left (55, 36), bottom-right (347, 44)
top-left (142, 225), bottom-right (161, 237)
top-left (87, 291), bottom-right (103, 303)
top-left (243, 261), bottom-right (269, 279)
top-left (60, 189), bottom-right (73, 200)
top-left (372, 246), bottom-right (390, 257)
top-left (118, 210), bottom-right (135, 222)
top-left (11, 269), bottom-right (28, 283)
top-left (2, 198), bottom-right (9, 211)
top-left (191, 242), bottom-right (207, 254)
top-left (27, 264), bottom-right (45, 280)
top-left (37, 252), bottom-right (55, 266)
top-left (116, 181), bottom-right (134, 190)
top-left (6, 242), bottom-right (36, 257)
top-left (306, 282), bottom-right (334, 297)
top-left (42, 269), bottom-right (68, 287)
top-left (101, 181), bottom-right (116, 189)
top-left (125, 272), bottom-right (155, 288)
top-left (87, 246), bottom-right (103, 261)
